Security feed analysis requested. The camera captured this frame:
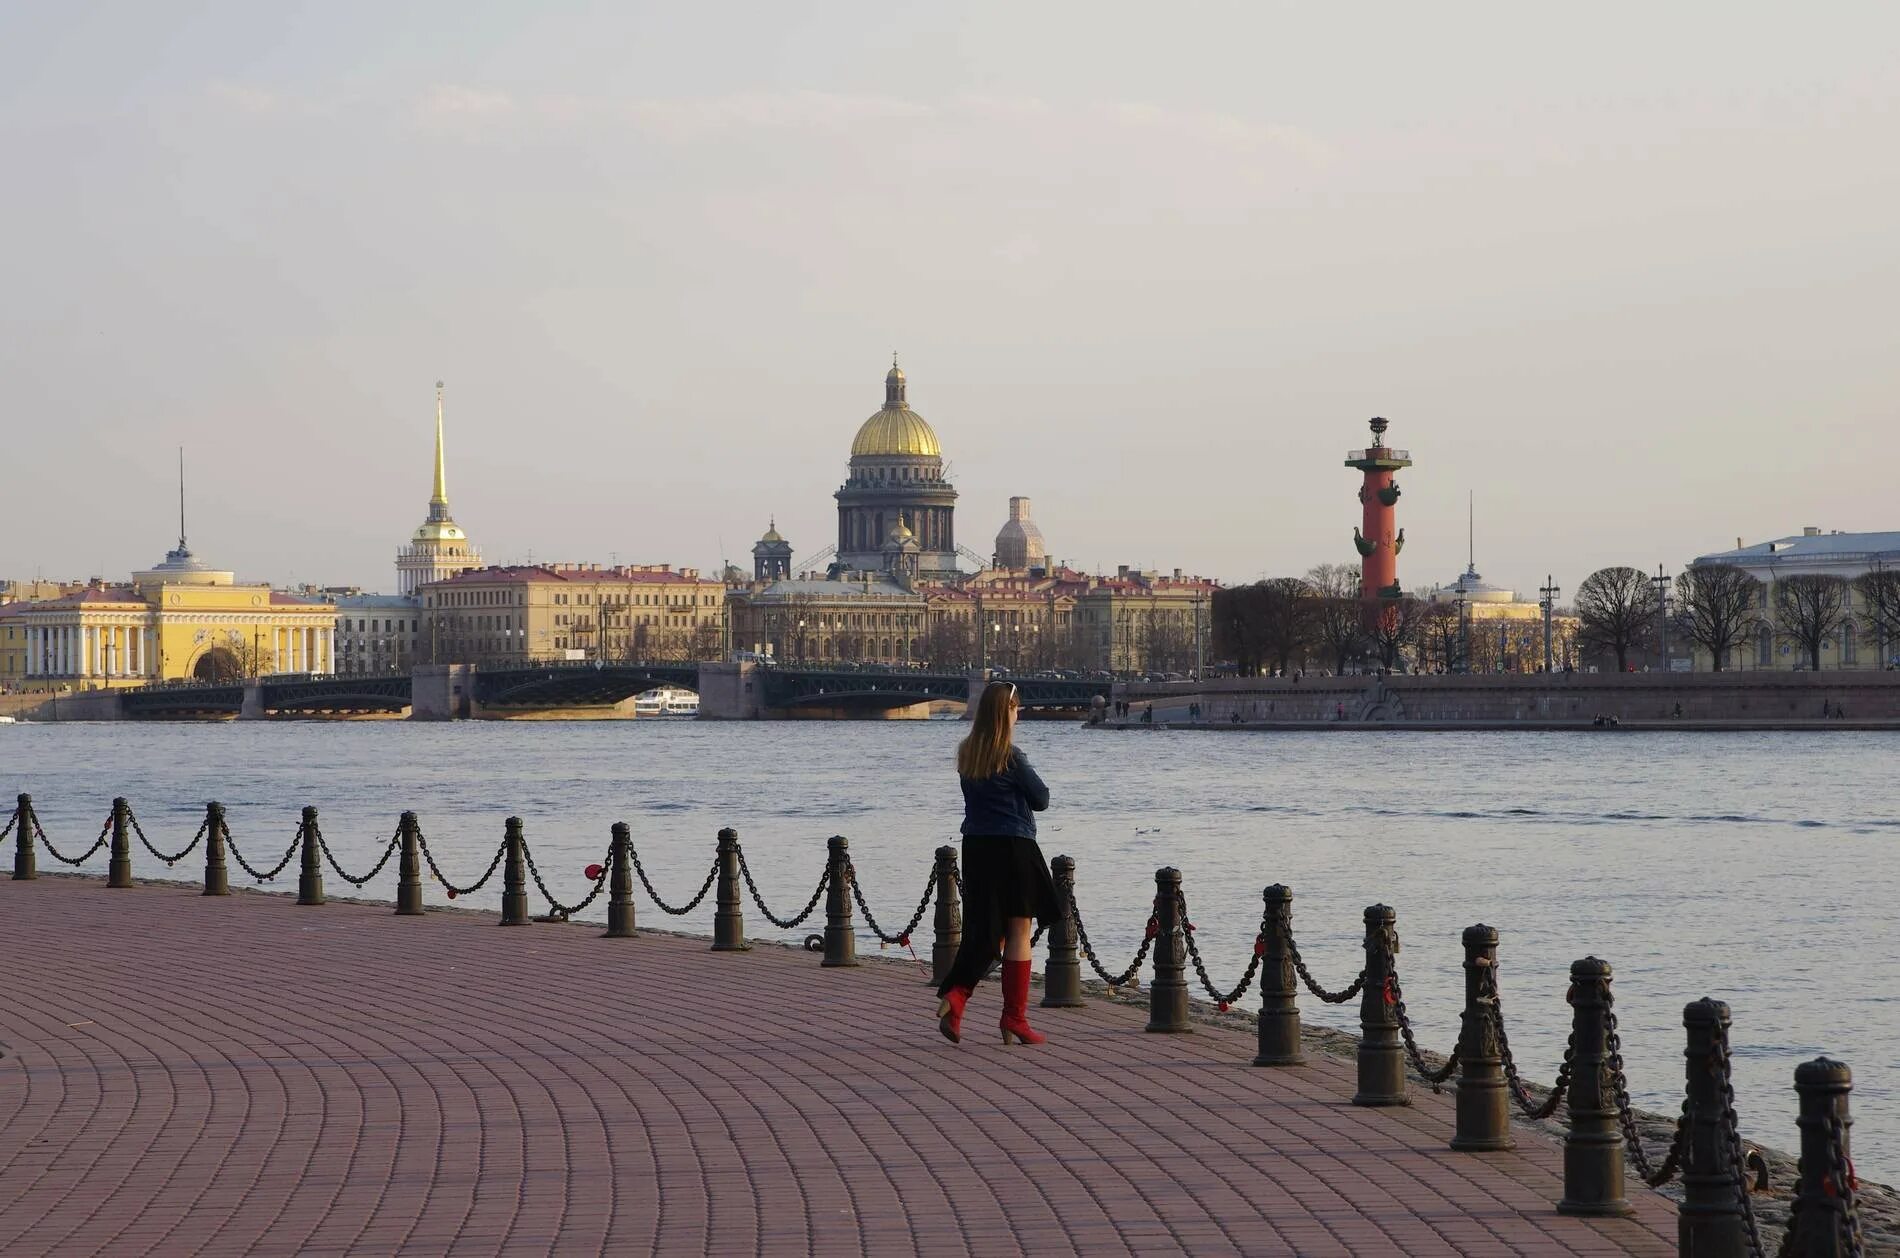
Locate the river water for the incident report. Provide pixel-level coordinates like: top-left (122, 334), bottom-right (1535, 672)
top-left (6, 720), bottom-right (1896, 1180)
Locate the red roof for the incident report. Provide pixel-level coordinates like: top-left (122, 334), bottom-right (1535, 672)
top-left (433, 564), bottom-right (711, 587)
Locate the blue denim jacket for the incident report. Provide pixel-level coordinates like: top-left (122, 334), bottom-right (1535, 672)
top-left (960, 748), bottom-right (1050, 840)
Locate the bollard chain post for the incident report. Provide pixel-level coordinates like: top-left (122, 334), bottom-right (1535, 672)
top-left (1253, 884), bottom-right (1304, 1066)
top-left (821, 835), bottom-right (858, 967)
top-left (1040, 854), bottom-right (1082, 1007)
top-left (1788, 1056), bottom-right (1859, 1258)
top-left (1144, 867), bottom-right (1191, 1033)
top-left (395, 812), bottom-right (423, 915)
top-left (12, 794), bottom-right (36, 881)
top-left (931, 844), bottom-right (964, 986)
top-left (108, 797), bottom-right (134, 888)
top-left (1557, 957), bottom-right (1634, 1216)
top-left (597, 822), bottom-right (634, 938)
top-left (1353, 904), bottom-right (1407, 1106)
top-left (296, 806), bottom-right (324, 905)
top-left (500, 817), bottom-right (528, 926)
top-left (1451, 924), bottom-right (1511, 1150)
top-left (1678, 998), bottom-right (1747, 1254)
top-left (712, 828), bottom-right (746, 951)
top-left (202, 802), bottom-right (230, 896)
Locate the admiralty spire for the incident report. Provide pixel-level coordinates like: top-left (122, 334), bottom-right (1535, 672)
top-left (396, 381), bottom-right (481, 595)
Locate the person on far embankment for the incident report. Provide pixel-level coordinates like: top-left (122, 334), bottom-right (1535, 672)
top-left (936, 680), bottom-right (1058, 1046)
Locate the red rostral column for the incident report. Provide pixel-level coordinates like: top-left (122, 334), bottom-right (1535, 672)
top-left (1345, 416), bottom-right (1412, 608)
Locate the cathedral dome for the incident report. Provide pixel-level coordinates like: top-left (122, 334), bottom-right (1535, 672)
top-left (850, 359), bottom-right (942, 458)
top-left (413, 520), bottom-right (468, 543)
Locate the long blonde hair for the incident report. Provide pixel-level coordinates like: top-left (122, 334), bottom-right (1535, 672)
top-left (957, 681), bottom-right (1018, 779)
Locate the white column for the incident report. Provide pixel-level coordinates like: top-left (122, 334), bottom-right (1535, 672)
top-left (323, 628), bottom-right (333, 674)
top-left (25, 627), bottom-right (36, 676)
top-left (58, 626), bottom-right (69, 676)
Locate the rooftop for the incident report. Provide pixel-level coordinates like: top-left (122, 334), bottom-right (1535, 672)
top-left (1696, 529), bottom-right (1900, 566)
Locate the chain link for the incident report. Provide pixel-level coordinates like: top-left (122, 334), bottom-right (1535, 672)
top-left (1176, 890), bottom-right (1263, 1005)
top-left (34, 815), bottom-right (112, 867)
top-left (1067, 889), bottom-right (1157, 987)
top-left (1707, 1019), bottom-right (1772, 1258)
top-left (1, 810), bottom-right (18, 843)
top-left (733, 845), bottom-right (829, 929)
top-left (415, 828), bottom-right (507, 896)
top-left (521, 840), bottom-right (613, 916)
top-left (1281, 912), bottom-right (1366, 1004)
top-left (1489, 967), bottom-right (1573, 1119)
top-left (629, 849), bottom-right (718, 916)
top-left (223, 821), bottom-right (301, 882)
top-left (311, 822), bottom-right (401, 888)
top-left (125, 807), bottom-right (208, 866)
top-left (845, 860), bottom-right (934, 944)
top-left (1383, 946), bottom-right (1458, 1091)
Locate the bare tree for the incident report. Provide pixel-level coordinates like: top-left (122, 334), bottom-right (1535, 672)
top-left (1366, 597), bottom-right (1429, 671)
top-left (1574, 566), bottom-right (1651, 671)
top-left (1212, 578), bottom-right (1314, 675)
top-left (1774, 574), bottom-right (1847, 670)
top-left (1211, 585), bottom-right (1263, 675)
top-left (1305, 563), bottom-right (1363, 673)
top-left (1674, 564), bottom-right (1760, 671)
top-left (1421, 601), bottom-right (1462, 672)
top-left (1855, 568), bottom-right (1900, 668)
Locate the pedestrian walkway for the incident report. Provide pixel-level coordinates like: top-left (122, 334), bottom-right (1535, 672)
top-left (0, 875), bottom-right (1678, 1256)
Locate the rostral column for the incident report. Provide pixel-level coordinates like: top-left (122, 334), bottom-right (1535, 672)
top-left (1345, 417), bottom-right (1412, 613)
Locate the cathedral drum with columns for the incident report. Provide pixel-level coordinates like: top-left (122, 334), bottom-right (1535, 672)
top-left (834, 360), bottom-right (960, 578)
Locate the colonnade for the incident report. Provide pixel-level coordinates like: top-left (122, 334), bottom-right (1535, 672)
top-left (21, 623), bottom-right (335, 679)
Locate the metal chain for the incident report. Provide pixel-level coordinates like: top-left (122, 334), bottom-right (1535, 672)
top-left (1818, 1112), bottom-right (1864, 1258)
top-left (845, 860), bottom-right (934, 944)
top-left (1605, 995), bottom-right (1675, 1184)
top-left (628, 849), bottom-right (718, 916)
top-left (1281, 912), bottom-right (1366, 1004)
top-left (311, 823), bottom-right (401, 888)
top-left (1383, 946), bottom-right (1458, 1091)
top-left (1489, 967), bottom-right (1573, 1119)
top-left (0, 811), bottom-right (17, 842)
top-left (415, 828), bottom-right (507, 896)
top-left (1067, 891), bottom-right (1157, 987)
top-left (733, 845), bottom-right (829, 929)
top-left (126, 807), bottom-right (208, 866)
top-left (521, 840), bottom-right (613, 916)
top-left (1176, 890), bottom-right (1264, 1006)
top-left (35, 815), bottom-right (112, 866)
top-left (1708, 1020), bottom-right (1772, 1258)
top-left (223, 821), bottom-right (301, 882)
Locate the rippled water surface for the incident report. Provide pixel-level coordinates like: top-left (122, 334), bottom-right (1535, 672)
top-left (8, 720), bottom-right (1898, 1179)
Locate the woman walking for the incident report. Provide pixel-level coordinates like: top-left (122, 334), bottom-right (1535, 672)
top-left (936, 681), bottom-right (1059, 1045)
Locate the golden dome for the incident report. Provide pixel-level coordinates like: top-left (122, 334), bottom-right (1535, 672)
top-left (851, 407), bottom-right (942, 458)
top-left (850, 357), bottom-right (941, 457)
top-left (413, 520), bottom-right (468, 543)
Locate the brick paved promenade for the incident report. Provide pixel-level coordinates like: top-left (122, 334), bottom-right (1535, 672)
top-left (0, 875), bottom-right (1679, 1256)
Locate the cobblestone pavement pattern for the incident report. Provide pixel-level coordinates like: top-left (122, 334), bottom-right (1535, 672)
top-left (0, 876), bottom-right (1679, 1256)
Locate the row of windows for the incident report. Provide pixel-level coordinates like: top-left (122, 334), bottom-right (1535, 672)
top-left (340, 618), bottom-right (417, 633)
top-left (553, 591), bottom-right (720, 608)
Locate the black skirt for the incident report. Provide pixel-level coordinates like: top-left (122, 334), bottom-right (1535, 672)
top-left (961, 834), bottom-right (1060, 929)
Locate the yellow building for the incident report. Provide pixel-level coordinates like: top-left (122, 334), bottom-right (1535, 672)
top-left (421, 563), bottom-right (727, 665)
top-left (1425, 564), bottom-right (1578, 672)
top-left (0, 539), bottom-right (336, 692)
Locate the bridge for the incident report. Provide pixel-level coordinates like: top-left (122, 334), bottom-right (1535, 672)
top-left (106, 663), bottom-right (1110, 720)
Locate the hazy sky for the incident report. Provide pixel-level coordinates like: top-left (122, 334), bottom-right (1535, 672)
top-left (4, 2), bottom-right (1895, 598)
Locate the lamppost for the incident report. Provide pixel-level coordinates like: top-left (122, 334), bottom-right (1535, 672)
top-left (1539, 574), bottom-right (1561, 673)
top-left (797, 618), bottom-right (806, 666)
top-left (1651, 564), bottom-right (1674, 672)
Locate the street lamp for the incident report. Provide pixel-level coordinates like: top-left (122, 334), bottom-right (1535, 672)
top-left (1651, 564), bottom-right (1674, 672)
top-left (1539, 574), bottom-right (1561, 673)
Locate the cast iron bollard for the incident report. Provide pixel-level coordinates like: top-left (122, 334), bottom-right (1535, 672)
top-left (108, 797), bottom-right (133, 888)
top-left (1253, 884), bottom-right (1303, 1066)
top-left (394, 812), bottom-right (422, 915)
top-left (11, 794), bottom-right (35, 881)
top-left (712, 828), bottom-right (746, 951)
top-left (928, 844), bottom-right (962, 986)
top-left (296, 806), bottom-right (324, 905)
top-left (822, 835), bottom-right (858, 967)
top-left (1451, 924), bottom-right (1511, 1150)
top-left (1145, 867), bottom-right (1191, 1033)
top-left (1041, 855), bottom-right (1082, 1008)
top-left (202, 802), bottom-right (230, 897)
top-left (605, 823), bottom-right (636, 938)
top-left (500, 817), bottom-right (527, 926)
top-left (1787, 1056), bottom-right (1857, 1257)
top-left (1353, 904), bottom-right (1407, 1106)
top-left (1557, 957), bottom-right (1633, 1216)
top-left (1678, 998), bottom-right (1743, 1254)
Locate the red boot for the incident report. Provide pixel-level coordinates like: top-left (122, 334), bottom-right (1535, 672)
top-left (999, 960), bottom-right (1046, 1046)
top-left (936, 985), bottom-right (972, 1043)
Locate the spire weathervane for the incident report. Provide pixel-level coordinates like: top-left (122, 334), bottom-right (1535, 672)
top-left (177, 447), bottom-right (188, 552)
top-left (431, 380), bottom-right (449, 510)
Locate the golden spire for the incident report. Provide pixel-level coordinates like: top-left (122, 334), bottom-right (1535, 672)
top-left (431, 380), bottom-right (449, 508)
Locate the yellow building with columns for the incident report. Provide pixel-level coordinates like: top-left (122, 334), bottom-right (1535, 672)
top-left (0, 536), bottom-right (337, 692)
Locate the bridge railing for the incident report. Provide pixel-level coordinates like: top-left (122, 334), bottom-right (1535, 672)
top-left (4, 787), bottom-right (1860, 1255)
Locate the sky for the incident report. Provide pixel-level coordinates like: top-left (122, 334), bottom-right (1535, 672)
top-left (2, 2), bottom-right (1896, 599)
